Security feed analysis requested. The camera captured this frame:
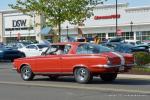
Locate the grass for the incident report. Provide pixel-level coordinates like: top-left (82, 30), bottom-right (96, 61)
top-left (133, 67), bottom-right (150, 72)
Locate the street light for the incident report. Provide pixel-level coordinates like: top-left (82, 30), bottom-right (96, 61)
top-left (130, 21), bottom-right (133, 34)
top-left (66, 25), bottom-right (69, 39)
top-left (9, 31), bottom-right (12, 43)
top-left (115, 0), bottom-right (118, 37)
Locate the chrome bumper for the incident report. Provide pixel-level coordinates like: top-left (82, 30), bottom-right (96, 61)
top-left (96, 64), bottom-right (136, 68)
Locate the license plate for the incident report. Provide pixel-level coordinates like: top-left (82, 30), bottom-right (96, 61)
top-left (119, 66), bottom-right (124, 71)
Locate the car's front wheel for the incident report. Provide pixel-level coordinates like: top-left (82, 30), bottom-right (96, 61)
top-left (100, 73), bottom-right (117, 82)
top-left (74, 67), bottom-right (92, 84)
top-left (21, 65), bottom-right (34, 81)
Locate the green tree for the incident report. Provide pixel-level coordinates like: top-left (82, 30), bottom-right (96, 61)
top-left (9, 0), bottom-right (106, 42)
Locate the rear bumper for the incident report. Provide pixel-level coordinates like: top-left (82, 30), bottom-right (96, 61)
top-left (90, 64), bottom-right (135, 73)
top-left (95, 64), bottom-right (135, 68)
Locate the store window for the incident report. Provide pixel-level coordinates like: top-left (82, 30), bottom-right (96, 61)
top-left (122, 32), bottom-right (134, 40)
top-left (136, 31), bottom-right (150, 41)
top-left (108, 33), bottom-right (116, 39)
top-left (97, 33), bottom-right (106, 41)
top-left (84, 33), bottom-right (106, 42)
top-left (84, 33), bottom-right (106, 41)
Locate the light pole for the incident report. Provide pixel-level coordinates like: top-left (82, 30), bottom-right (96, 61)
top-left (66, 25), bottom-right (69, 39)
top-left (115, 0), bottom-right (118, 37)
top-left (9, 31), bottom-right (12, 43)
top-left (130, 21), bottom-right (133, 34)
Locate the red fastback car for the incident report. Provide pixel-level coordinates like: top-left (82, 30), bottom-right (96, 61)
top-left (13, 42), bottom-right (135, 83)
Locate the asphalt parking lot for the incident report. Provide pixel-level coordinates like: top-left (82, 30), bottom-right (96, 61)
top-left (0, 62), bottom-right (150, 100)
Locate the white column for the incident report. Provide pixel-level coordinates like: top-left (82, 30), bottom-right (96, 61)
top-left (133, 32), bottom-right (136, 41)
top-left (106, 32), bottom-right (109, 39)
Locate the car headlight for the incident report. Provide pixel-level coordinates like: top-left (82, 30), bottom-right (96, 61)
top-left (0, 50), bottom-right (3, 53)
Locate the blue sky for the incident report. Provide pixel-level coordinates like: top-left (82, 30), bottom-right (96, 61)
top-left (0, 0), bottom-right (150, 10)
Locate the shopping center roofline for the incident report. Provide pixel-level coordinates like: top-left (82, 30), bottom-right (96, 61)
top-left (76, 22), bottom-right (150, 29)
top-left (125, 6), bottom-right (150, 11)
top-left (93, 3), bottom-right (128, 9)
top-left (0, 9), bottom-right (20, 14)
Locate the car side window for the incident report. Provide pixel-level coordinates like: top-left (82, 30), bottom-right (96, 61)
top-left (26, 45), bottom-right (37, 49)
top-left (64, 45), bottom-right (71, 54)
top-left (77, 44), bottom-right (88, 54)
top-left (45, 45), bottom-right (65, 55)
top-left (77, 44), bottom-right (96, 54)
top-left (46, 45), bottom-right (58, 55)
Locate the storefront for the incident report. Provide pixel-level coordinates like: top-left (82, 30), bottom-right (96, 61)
top-left (0, 3), bottom-right (150, 43)
top-left (0, 10), bottom-right (44, 43)
top-left (61, 3), bottom-right (150, 42)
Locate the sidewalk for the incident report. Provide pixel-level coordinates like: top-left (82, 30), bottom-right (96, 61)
top-left (118, 74), bottom-right (150, 80)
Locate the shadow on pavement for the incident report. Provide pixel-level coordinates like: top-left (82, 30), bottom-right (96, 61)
top-left (32, 76), bottom-right (150, 85)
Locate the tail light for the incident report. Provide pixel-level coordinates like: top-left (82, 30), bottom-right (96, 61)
top-left (107, 57), bottom-right (112, 65)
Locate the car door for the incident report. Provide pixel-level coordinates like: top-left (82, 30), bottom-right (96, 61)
top-left (34, 45), bottom-right (62, 73)
top-left (60, 44), bottom-right (94, 74)
top-left (60, 44), bottom-right (73, 73)
top-left (26, 45), bottom-right (39, 56)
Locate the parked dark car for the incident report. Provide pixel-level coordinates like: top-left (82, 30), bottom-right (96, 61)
top-left (0, 46), bottom-right (25, 61)
top-left (113, 43), bottom-right (149, 53)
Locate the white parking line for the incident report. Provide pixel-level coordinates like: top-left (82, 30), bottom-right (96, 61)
top-left (0, 81), bottom-right (150, 94)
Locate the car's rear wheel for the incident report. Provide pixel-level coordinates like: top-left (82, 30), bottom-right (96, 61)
top-left (100, 73), bottom-right (117, 82)
top-left (74, 67), bottom-right (92, 84)
top-left (21, 65), bottom-right (34, 81)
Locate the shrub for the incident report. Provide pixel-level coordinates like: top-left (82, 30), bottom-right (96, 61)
top-left (133, 52), bottom-right (150, 67)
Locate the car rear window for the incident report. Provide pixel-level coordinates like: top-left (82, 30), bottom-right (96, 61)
top-left (77, 43), bottom-right (113, 54)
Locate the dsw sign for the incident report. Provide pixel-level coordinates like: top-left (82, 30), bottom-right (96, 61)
top-left (12, 19), bottom-right (27, 27)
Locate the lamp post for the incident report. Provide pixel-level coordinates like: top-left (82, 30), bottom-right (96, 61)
top-left (130, 21), bottom-right (133, 34)
top-left (66, 25), bottom-right (69, 39)
top-left (115, 0), bottom-right (118, 37)
top-left (9, 31), bottom-right (12, 43)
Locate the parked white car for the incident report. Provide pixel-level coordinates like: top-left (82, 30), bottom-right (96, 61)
top-left (18, 44), bottom-right (48, 57)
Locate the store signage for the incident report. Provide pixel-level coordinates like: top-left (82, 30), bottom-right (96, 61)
top-left (13, 20), bottom-right (27, 27)
top-left (5, 19), bottom-right (33, 32)
top-left (94, 14), bottom-right (121, 20)
top-left (4, 15), bottom-right (34, 36)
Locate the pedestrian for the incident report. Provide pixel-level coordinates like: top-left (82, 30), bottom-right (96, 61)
top-left (94, 35), bottom-right (101, 44)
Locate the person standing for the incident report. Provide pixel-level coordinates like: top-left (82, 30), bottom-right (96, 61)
top-left (94, 35), bottom-right (101, 44)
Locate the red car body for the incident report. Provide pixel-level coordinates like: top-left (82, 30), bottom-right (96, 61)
top-left (13, 42), bottom-right (135, 83)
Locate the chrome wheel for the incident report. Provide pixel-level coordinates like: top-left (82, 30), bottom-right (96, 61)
top-left (21, 65), bottom-right (34, 81)
top-left (74, 68), bottom-right (92, 84)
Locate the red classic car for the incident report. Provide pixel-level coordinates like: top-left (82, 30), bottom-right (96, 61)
top-left (13, 42), bottom-right (135, 83)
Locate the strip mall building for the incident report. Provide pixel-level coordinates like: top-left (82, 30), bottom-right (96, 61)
top-left (0, 3), bottom-right (150, 43)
